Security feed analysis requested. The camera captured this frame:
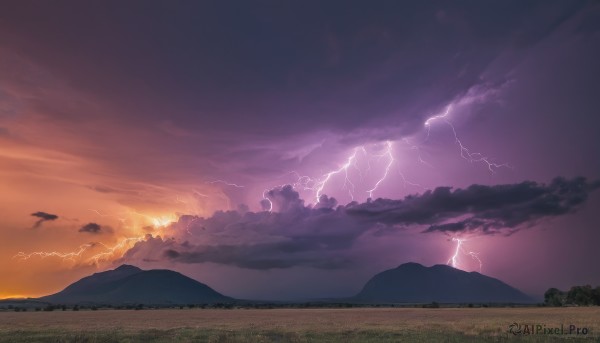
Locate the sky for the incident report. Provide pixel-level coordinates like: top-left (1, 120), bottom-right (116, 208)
top-left (1, 0), bottom-right (599, 301)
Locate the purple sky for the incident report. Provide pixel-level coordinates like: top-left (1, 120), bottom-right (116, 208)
top-left (0, 0), bottom-right (599, 300)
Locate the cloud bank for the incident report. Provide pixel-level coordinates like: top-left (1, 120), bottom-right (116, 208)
top-left (121, 177), bottom-right (599, 270)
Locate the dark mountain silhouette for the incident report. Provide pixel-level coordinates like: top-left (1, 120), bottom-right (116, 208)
top-left (40, 265), bottom-right (233, 305)
top-left (354, 262), bottom-right (533, 303)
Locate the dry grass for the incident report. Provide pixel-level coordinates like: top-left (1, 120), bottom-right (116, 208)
top-left (0, 307), bottom-right (598, 342)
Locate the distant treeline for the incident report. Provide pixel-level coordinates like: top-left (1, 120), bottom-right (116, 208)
top-left (544, 285), bottom-right (600, 306)
top-left (1, 303), bottom-right (435, 312)
top-left (0, 301), bottom-right (537, 312)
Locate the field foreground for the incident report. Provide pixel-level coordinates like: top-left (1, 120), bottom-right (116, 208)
top-left (0, 307), bottom-right (599, 342)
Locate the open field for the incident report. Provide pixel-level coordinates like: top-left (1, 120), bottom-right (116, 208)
top-left (0, 307), bottom-right (599, 342)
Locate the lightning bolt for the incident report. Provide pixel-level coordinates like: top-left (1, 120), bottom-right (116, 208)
top-left (448, 237), bottom-right (462, 268)
top-left (402, 138), bottom-right (432, 167)
top-left (290, 173), bottom-right (317, 192)
top-left (13, 243), bottom-right (96, 262)
top-left (88, 209), bottom-right (127, 223)
top-left (184, 217), bottom-right (201, 236)
top-left (424, 105), bottom-right (510, 173)
top-left (262, 188), bottom-right (273, 212)
top-left (207, 180), bottom-right (245, 188)
top-left (88, 237), bottom-right (145, 264)
top-left (366, 141), bottom-right (394, 199)
top-left (14, 236), bottom-right (147, 266)
top-left (15, 210), bottom-right (176, 266)
top-left (467, 250), bottom-right (483, 273)
top-left (265, 99), bottom-right (508, 207)
top-left (447, 237), bottom-right (482, 272)
top-left (193, 190), bottom-right (209, 198)
top-left (278, 142), bottom-right (419, 205)
top-left (314, 146), bottom-right (363, 203)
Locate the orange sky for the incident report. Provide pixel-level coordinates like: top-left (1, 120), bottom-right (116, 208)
top-left (0, 49), bottom-right (225, 298)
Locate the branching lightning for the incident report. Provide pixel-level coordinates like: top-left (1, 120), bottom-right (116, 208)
top-left (88, 209), bottom-right (126, 223)
top-left (15, 210), bottom-right (176, 266)
top-left (13, 243), bottom-right (96, 262)
top-left (314, 146), bottom-right (363, 202)
top-left (447, 237), bottom-right (483, 272)
top-left (277, 142), bottom-right (419, 204)
top-left (288, 171), bottom-right (317, 192)
top-left (366, 141), bottom-right (394, 199)
top-left (402, 138), bottom-right (431, 167)
top-left (13, 237), bottom-right (145, 265)
top-left (424, 105), bottom-right (510, 173)
top-left (89, 237), bottom-right (145, 264)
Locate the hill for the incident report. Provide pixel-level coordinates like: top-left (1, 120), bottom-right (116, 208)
top-left (40, 265), bottom-right (233, 305)
top-left (354, 262), bottom-right (533, 303)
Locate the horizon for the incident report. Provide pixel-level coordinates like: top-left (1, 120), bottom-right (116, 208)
top-left (1, 261), bottom-right (539, 303)
top-left (1, 0), bottom-right (600, 302)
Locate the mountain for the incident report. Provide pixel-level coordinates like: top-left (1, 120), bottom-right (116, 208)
top-left (354, 262), bottom-right (533, 303)
top-left (40, 265), bottom-right (233, 305)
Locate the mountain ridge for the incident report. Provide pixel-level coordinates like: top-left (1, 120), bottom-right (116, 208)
top-left (40, 264), bottom-right (234, 305)
top-left (31, 262), bottom-right (534, 305)
top-left (354, 262), bottom-right (533, 303)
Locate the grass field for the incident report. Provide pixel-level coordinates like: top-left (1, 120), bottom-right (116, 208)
top-left (0, 307), bottom-right (598, 342)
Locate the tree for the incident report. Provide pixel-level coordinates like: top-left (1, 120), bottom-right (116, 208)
top-left (567, 285), bottom-right (594, 306)
top-left (544, 288), bottom-right (565, 307)
top-left (592, 287), bottom-right (600, 306)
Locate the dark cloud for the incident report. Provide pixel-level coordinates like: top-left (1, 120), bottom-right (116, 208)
top-left (263, 185), bottom-right (305, 212)
top-left (163, 249), bottom-right (180, 259)
top-left (314, 194), bottom-right (338, 210)
top-left (31, 211), bottom-right (58, 220)
top-left (348, 177), bottom-right (600, 235)
top-left (30, 211), bottom-right (58, 228)
top-left (164, 242), bottom-right (354, 270)
top-left (1, 1), bottom-right (598, 200)
top-left (0, 1), bottom-right (586, 139)
top-left (121, 177), bottom-right (599, 270)
top-left (78, 222), bottom-right (102, 234)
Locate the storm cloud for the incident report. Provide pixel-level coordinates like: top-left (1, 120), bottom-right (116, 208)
top-left (30, 211), bottom-right (58, 228)
top-left (349, 177), bottom-right (600, 234)
top-left (122, 177), bottom-right (599, 269)
top-left (78, 223), bottom-right (103, 234)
